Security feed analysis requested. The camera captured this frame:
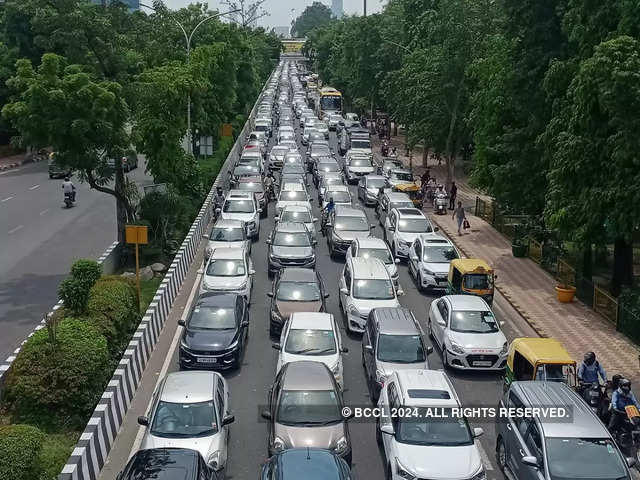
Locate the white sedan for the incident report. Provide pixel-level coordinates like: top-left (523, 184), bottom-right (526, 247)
top-left (199, 247), bottom-right (255, 301)
top-left (427, 295), bottom-right (507, 370)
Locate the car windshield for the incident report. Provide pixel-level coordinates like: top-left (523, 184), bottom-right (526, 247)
top-left (323, 177), bottom-right (342, 187)
top-left (150, 400), bottom-right (217, 438)
top-left (223, 200), bottom-right (255, 213)
top-left (272, 147), bottom-right (288, 156)
top-left (285, 329), bottom-right (337, 355)
top-left (377, 334), bottom-right (425, 363)
top-left (359, 248), bottom-right (393, 264)
top-left (351, 140), bottom-right (371, 150)
top-left (273, 231), bottom-right (311, 247)
top-left (281, 210), bottom-right (312, 223)
top-left (279, 191), bottom-right (307, 202)
top-left (353, 279), bottom-right (395, 300)
top-left (390, 201), bottom-right (415, 210)
top-left (277, 281), bottom-right (321, 301)
top-left (328, 191), bottom-right (351, 203)
top-left (546, 438), bottom-right (627, 480)
top-left (236, 182), bottom-right (263, 193)
top-left (318, 163), bottom-right (340, 172)
top-left (391, 172), bottom-right (413, 181)
top-left (384, 162), bottom-right (402, 170)
top-left (335, 216), bottom-right (369, 231)
top-left (305, 128), bottom-right (318, 136)
top-left (396, 409), bottom-right (474, 446)
top-left (320, 96), bottom-right (342, 111)
top-left (398, 218), bottom-right (431, 233)
top-left (209, 227), bottom-right (244, 242)
top-left (206, 259), bottom-right (246, 277)
top-left (312, 146), bottom-right (331, 155)
top-left (188, 305), bottom-right (237, 330)
top-left (463, 274), bottom-right (493, 290)
top-left (330, 115), bottom-right (342, 122)
top-left (366, 178), bottom-right (387, 189)
top-left (283, 166), bottom-right (305, 174)
top-left (351, 159), bottom-right (372, 168)
top-left (423, 245), bottom-right (458, 263)
top-left (450, 310), bottom-right (499, 333)
top-left (276, 390), bottom-right (342, 425)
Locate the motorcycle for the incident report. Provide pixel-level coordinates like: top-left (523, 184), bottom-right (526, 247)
top-left (64, 191), bottom-right (75, 208)
top-left (320, 210), bottom-right (329, 237)
top-left (381, 141), bottom-right (389, 158)
top-left (610, 406), bottom-right (640, 468)
top-left (434, 193), bottom-right (448, 215)
top-left (579, 381), bottom-right (609, 418)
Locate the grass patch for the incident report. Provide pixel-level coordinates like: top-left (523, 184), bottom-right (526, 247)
top-left (140, 277), bottom-right (163, 312)
top-left (38, 432), bottom-right (78, 480)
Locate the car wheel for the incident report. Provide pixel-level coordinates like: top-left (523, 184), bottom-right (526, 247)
top-left (496, 438), bottom-right (507, 472)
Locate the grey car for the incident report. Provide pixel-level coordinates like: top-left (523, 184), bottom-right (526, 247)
top-left (362, 307), bottom-right (432, 401)
top-left (204, 219), bottom-right (251, 260)
top-left (326, 205), bottom-right (375, 257)
top-left (267, 221), bottom-right (316, 276)
top-left (357, 174), bottom-right (389, 206)
top-left (261, 361), bottom-right (352, 465)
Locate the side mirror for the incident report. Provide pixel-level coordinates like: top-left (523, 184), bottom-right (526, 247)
top-left (388, 226), bottom-right (396, 232)
top-left (257, 208), bottom-right (263, 213)
top-left (215, 207), bottom-right (221, 213)
top-left (626, 457), bottom-right (637, 468)
top-left (397, 288), bottom-right (405, 296)
top-left (434, 227), bottom-right (440, 232)
top-left (324, 292), bottom-right (330, 298)
top-left (473, 427), bottom-right (484, 438)
top-left (178, 319), bottom-right (186, 327)
top-left (274, 216), bottom-right (280, 221)
top-left (325, 222), bottom-right (333, 228)
top-left (394, 258), bottom-right (401, 264)
top-left (272, 343), bottom-right (281, 350)
top-left (380, 424), bottom-right (394, 435)
top-left (370, 224), bottom-right (377, 229)
top-left (266, 239), bottom-right (272, 245)
top-left (222, 414), bottom-right (235, 426)
top-left (521, 456), bottom-right (539, 468)
top-left (427, 346), bottom-right (434, 355)
top-left (340, 287), bottom-right (349, 295)
top-left (341, 346), bottom-right (349, 353)
top-left (364, 345), bottom-right (373, 353)
top-left (267, 292), bottom-right (274, 298)
top-left (202, 234), bottom-right (209, 239)
top-left (197, 268), bottom-right (204, 275)
top-left (249, 269), bottom-right (256, 275)
top-left (313, 217), bottom-right (318, 222)
top-left (261, 410), bottom-right (272, 420)
top-left (137, 416), bottom-right (149, 426)
top-left (241, 320), bottom-right (249, 328)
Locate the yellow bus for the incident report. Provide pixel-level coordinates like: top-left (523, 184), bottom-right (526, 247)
top-left (317, 87), bottom-right (343, 119)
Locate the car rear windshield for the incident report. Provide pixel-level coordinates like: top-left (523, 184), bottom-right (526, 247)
top-left (396, 410), bottom-right (473, 446)
top-left (281, 209), bottom-right (312, 223)
top-left (351, 159), bottom-right (372, 168)
top-left (390, 201), bottom-right (415, 210)
top-left (223, 200), bottom-right (255, 213)
top-left (335, 216), bottom-right (369, 231)
top-left (236, 182), bottom-right (264, 193)
top-left (273, 231), bottom-right (311, 247)
top-left (285, 329), bottom-right (336, 356)
top-left (390, 172), bottom-right (413, 181)
top-left (327, 191), bottom-right (351, 203)
top-left (277, 281), bottom-right (321, 301)
top-left (206, 259), bottom-right (246, 277)
top-left (377, 334), bottom-right (425, 363)
top-left (353, 279), bottom-right (394, 300)
top-left (277, 390), bottom-right (342, 426)
top-left (209, 227), bottom-right (244, 242)
top-left (279, 191), bottom-right (307, 202)
top-left (318, 163), bottom-right (340, 172)
top-left (366, 178), bottom-right (387, 188)
top-left (450, 310), bottom-right (498, 333)
top-left (351, 140), bottom-right (371, 149)
top-left (545, 438), bottom-right (627, 480)
top-left (150, 400), bottom-right (217, 438)
top-left (398, 218), bottom-right (431, 233)
top-left (312, 146), bottom-right (331, 155)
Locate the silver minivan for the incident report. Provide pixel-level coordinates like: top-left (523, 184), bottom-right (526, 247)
top-left (496, 381), bottom-right (634, 480)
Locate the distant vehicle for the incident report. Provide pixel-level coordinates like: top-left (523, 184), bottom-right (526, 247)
top-left (48, 153), bottom-right (71, 179)
top-left (317, 86), bottom-right (344, 120)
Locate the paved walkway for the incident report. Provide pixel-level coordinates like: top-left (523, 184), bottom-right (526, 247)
top-left (0, 153), bottom-right (34, 171)
top-left (372, 133), bottom-right (640, 382)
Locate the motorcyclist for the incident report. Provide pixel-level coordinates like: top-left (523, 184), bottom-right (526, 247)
top-left (381, 140), bottom-right (389, 157)
top-left (62, 176), bottom-right (76, 202)
top-left (433, 183), bottom-right (447, 207)
top-left (321, 197), bottom-right (335, 234)
top-left (578, 352), bottom-right (607, 385)
top-left (263, 172), bottom-right (276, 201)
top-left (213, 187), bottom-right (225, 216)
top-left (609, 379), bottom-right (640, 434)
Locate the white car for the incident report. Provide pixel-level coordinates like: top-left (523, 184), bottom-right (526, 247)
top-left (204, 219), bottom-right (251, 260)
top-left (275, 183), bottom-right (312, 215)
top-left (315, 121), bottom-right (329, 139)
top-left (339, 257), bottom-right (402, 334)
top-left (377, 369), bottom-right (485, 480)
top-left (428, 295), bottom-right (508, 370)
top-left (200, 247), bottom-right (254, 300)
top-left (346, 238), bottom-right (399, 287)
top-left (357, 174), bottom-right (389, 206)
top-left (408, 234), bottom-right (460, 291)
top-left (302, 127), bottom-right (319, 146)
top-left (268, 145), bottom-right (290, 170)
top-left (321, 184), bottom-right (352, 209)
top-left (344, 153), bottom-right (375, 184)
top-left (276, 204), bottom-right (318, 241)
top-left (383, 208), bottom-right (437, 259)
top-left (328, 114), bottom-right (344, 131)
top-left (138, 371), bottom-right (234, 471)
top-left (274, 312), bottom-right (347, 388)
top-left (219, 191), bottom-right (261, 239)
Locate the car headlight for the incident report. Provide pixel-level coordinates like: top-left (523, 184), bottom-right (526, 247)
top-left (470, 468), bottom-right (486, 480)
top-left (500, 342), bottom-right (508, 355)
top-left (449, 340), bottom-right (466, 355)
top-left (335, 436), bottom-right (348, 454)
top-left (207, 450), bottom-right (221, 469)
top-left (395, 458), bottom-right (416, 480)
top-left (421, 266), bottom-right (434, 276)
top-left (273, 436), bottom-right (285, 452)
top-left (179, 338), bottom-right (190, 351)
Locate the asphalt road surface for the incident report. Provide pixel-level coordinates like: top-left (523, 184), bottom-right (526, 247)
top-left (107, 128), bottom-right (538, 480)
top-left (0, 160), bottom-right (153, 362)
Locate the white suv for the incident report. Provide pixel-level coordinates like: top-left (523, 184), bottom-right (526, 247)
top-left (408, 233), bottom-right (459, 291)
top-left (377, 369), bottom-right (485, 480)
top-left (219, 190), bottom-right (261, 239)
top-left (338, 257), bottom-right (402, 334)
top-left (200, 247), bottom-right (254, 300)
top-left (384, 208), bottom-right (437, 259)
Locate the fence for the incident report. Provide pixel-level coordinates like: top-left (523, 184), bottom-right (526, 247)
top-left (475, 197), bottom-right (494, 223)
top-left (594, 285), bottom-right (619, 325)
top-left (556, 259), bottom-right (576, 288)
top-left (528, 236), bottom-right (542, 264)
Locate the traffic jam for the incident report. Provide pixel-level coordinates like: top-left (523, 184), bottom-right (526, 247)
top-left (116, 60), bottom-right (640, 480)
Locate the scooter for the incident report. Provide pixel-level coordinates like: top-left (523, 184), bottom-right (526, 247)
top-left (434, 193), bottom-right (448, 215)
top-left (580, 382), bottom-right (609, 417)
top-left (64, 191), bottom-right (75, 208)
top-left (609, 406), bottom-right (640, 468)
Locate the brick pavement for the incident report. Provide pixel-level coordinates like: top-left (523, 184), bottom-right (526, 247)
top-left (371, 132), bottom-right (640, 381)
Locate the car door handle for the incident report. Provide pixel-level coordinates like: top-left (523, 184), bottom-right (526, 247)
top-left (519, 449), bottom-right (525, 457)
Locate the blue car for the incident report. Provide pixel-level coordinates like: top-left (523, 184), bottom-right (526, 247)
top-left (260, 448), bottom-right (352, 480)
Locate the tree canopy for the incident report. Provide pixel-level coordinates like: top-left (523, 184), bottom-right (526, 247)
top-left (291, 2), bottom-right (333, 38)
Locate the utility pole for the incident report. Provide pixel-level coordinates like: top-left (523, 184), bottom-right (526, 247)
top-left (364, 0), bottom-right (367, 16)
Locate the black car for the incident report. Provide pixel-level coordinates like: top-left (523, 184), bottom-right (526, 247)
top-left (178, 293), bottom-right (249, 370)
top-left (117, 448), bottom-right (219, 480)
top-left (261, 448), bottom-right (352, 480)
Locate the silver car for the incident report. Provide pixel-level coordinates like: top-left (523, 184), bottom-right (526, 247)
top-left (138, 371), bottom-right (235, 470)
top-left (219, 191), bottom-right (261, 239)
top-left (276, 204), bottom-right (318, 240)
top-left (357, 174), bottom-right (389, 206)
top-left (204, 219), bottom-right (251, 260)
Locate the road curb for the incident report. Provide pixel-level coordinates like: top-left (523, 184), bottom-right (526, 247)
top-left (0, 155), bottom-right (36, 172)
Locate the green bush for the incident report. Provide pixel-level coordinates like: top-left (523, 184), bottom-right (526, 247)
top-left (38, 433), bottom-right (77, 480)
top-left (87, 277), bottom-right (140, 359)
top-left (58, 260), bottom-right (102, 314)
top-left (5, 319), bottom-right (112, 429)
top-left (0, 424), bottom-right (45, 480)
top-left (70, 259), bottom-right (102, 288)
top-left (619, 288), bottom-right (640, 344)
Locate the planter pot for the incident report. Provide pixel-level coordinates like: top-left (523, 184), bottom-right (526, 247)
top-left (512, 243), bottom-right (528, 257)
top-left (555, 285), bottom-right (576, 303)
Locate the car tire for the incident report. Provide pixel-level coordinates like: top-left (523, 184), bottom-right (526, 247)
top-left (496, 438), bottom-right (507, 472)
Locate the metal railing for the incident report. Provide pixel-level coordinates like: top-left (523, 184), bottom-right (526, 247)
top-left (594, 285), bottom-right (619, 325)
top-left (556, 259), bottom-right (576, 288)
top-left (529, 237), bottom-right (542, 264)
top-left (475, 197), bottom-right (494, 223)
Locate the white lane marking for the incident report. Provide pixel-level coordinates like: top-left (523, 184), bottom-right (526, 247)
top-left (29, 184), bottom-right (40, 190)
top-left (1, 196), bottom-right (14, 202)
top-left (128, 270), bottom-right (203, 460)
top-left (39, 208), bottom-right (50, 216)
top-left (476, 439), bottom-right (494, 471)
top-left (8, 225), bottom-right (23, 234)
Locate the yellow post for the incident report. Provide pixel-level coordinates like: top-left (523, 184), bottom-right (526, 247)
top-left (126, 224), bottom-right (148, 311)
top-left (135, 242), bottom-right (141, 308)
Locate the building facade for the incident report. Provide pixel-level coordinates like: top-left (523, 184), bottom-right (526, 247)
top-left (331, 0), bottom-right (344, 18)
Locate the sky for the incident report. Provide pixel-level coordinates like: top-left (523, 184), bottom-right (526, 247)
top-left (162, 0), bottom-right (388, 29)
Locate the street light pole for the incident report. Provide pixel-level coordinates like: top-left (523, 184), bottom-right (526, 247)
top-left (139, 2), bottom-right (240, 154)
top-left (364, 0), bottom-right (367, 16)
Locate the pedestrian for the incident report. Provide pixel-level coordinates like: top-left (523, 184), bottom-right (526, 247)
top-left (449, 182), bottom-right (457, 210)
top-left (452, 201), bottom-right (466, 236)
top-left (421, 169), bottom-right (431, 186)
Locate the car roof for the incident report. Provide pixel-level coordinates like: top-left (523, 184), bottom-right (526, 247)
top-left (275, 221), bottom-right (307, 233)
top-left (282, 182), bottom-right (305, 191)
top-left (160, 371), bottom-right (216, 403)
top-left (444, 294), bottom-right (490, 311)
top-left (280, 267), bottom-right (317, 282)
top-left (390, 168), bottom-right (411, 174)
top-left (512, 381), bottom-right (611, 438)
top-left (237, 176), bottom-right (263, 183)
top-left (227, 190), bottom-right (254, 199)
top-left (349, 257), bottom-right (389, 278)
top-left (395, 369), bottom-right (460, 407)
top-left (275, 448), bottom-right (344, 480)
top-left (365, 175), bottom-right (386, 181)
top-left (281, 204), bottom-right (312, 213)
top-left (374, 307), bottom-right (420, 335)
top-left (335, 205), bottom-right (366, 217)
top-left (281, 360), bottom-right (334, 390)
top-left (416, 233), bottom-right (450, 245)
top-left (325, 185), bottom-right (349, 192)
top-left (290, 312), bottom-right (333, 331)
top-left (354, 237), bottom-right (388, 249)
top-left (396, 208), bottom-right (425, 218)
top-left (214, 219), bottom-right (244, 229)
top-left (210, 247), bottom-right (245, 260)
top-left (127, 448), bottom-right (200, 479)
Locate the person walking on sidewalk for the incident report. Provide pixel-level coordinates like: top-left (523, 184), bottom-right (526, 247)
top-left (453, 201), bottom-right (466, 236)
top-left (449, 182), bottom-right (457, 210)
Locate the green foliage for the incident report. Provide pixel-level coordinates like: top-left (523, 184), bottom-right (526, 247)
top-left (57, 259), bottom-right (102, 315)
top-left (291, 2), bottom-right (334, 38)
top-left (0, 424), bottom-right (45, 480)
top-left (5, 318), bottom-right (112, 429)
top-left (71, 259), bottom-right (102, 290)
top-left (138, 191), bottom-right (196, 255)
top-left (37, 433), bottom-right (77, 480)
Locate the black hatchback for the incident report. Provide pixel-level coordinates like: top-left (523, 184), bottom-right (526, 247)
top-left (179, 293), bottom-right (249, 371)
top-left (118, 448), bottom-right (218, 480)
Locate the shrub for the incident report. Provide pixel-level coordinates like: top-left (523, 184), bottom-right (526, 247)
top-left (5, 318), bottom-right (112, 429)
top-left (70, 259), bottom-right (102, 288)
top-left (58, 259), bottom-right (102, 314)
top-left (0, 424), bottom-right (45, 480)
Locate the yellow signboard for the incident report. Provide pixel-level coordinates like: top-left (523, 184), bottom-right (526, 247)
top-left (281, 40), bottom-right (305, 53)
top-left (221, 123), bottom-right (233, 137)
top-left (126, 225), bottom-right (148, 245)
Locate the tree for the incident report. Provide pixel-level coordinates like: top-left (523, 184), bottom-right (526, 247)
top-left (2, 54), bottom-right (134, 241)
top-left (221, 0), bottom-right (269, 28)
top-left (291, 2), bottom-right (333, 38)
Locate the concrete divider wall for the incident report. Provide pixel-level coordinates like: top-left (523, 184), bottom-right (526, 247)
top-left (57, 70), bottom-right (275, 480)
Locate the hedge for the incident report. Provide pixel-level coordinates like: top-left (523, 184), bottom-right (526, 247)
top-left (58, 259), bottom-right (102, 315)
top-left (4, 318), bottom-right (112, 429)
top-left (0, 424), bottom-right (45, 480)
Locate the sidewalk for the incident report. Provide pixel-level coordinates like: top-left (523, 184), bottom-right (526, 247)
top-left (372, 133), bottom-right (640, 382)
top-left (0, 153), bottom-right (34, 171)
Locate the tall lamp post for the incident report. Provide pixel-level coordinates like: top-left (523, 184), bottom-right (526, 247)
top-left (140, 2), bottom-right (240, 154)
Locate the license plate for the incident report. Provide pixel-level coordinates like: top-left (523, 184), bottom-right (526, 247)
top-left (197, 357), bottom-right (217, 363)
top-left (473, 361), bottom-right (492, 367)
